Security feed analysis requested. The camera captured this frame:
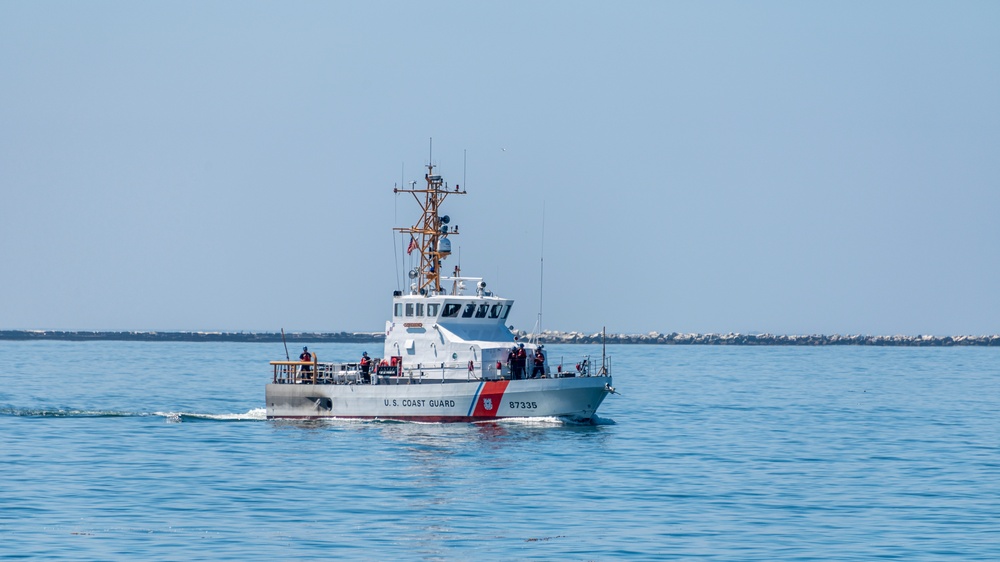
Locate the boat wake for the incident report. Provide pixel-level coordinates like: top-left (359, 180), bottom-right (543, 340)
top-left (489, 414), bottom-right (616, 427)
top-left (0, 407), bottom-right (151, 418)
top-left (156, 408), bottom-right (268, 422)
top-left (1, 406), bottom-right (267, 422)
top-left (3, 406), bottom-right (609, 427)
top-left (489, 416), bottom-right (571, 426)
top-left (589, 414), bottom-right (617, 426)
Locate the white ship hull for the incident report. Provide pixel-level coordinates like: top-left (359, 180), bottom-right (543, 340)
top-left (265, 375), bottom-right (612, 422)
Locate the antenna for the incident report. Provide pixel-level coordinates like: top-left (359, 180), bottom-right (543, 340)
top-left (530, 201), bottom-right (545, 342)
top-left (392, 209), bottom-right (400, 292)
top-left (538, 201), bottom-right (545, 336)
top-left (602, 326), bottom-right (607, 374)
top-left (394, 164), bottom-right (403, 292)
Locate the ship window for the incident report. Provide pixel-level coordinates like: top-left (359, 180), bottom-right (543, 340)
top-left (427, 303), bottom-right (440, 317)
top-left (394, 303), bottom-right (403, 317)
top-left (442, 303), bottom-right (461, 318)
top-left (475, 304), bottom-right (488, 318)
top-left (501, 305), bottom-right (511, 319)
top-left (416, 303), bottom-right (424, 316)
top-left (489, 304), bottom-right (503, 318)
top-left (462, 304), bottom-right (476, 318)
top-left (405, 303), bottom-right (414, 317)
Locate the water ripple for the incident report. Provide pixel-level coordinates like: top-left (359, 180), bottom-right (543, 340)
top-left (1, 342), bottom-right (998, 559)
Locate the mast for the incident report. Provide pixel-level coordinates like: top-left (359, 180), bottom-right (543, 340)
top-left (393, 163), bottom-right (466, 294)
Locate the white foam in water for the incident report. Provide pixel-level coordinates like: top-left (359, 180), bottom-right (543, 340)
top-left (491, 416), bottom-right (567, 426)
top-left (1, 407), bottom-right (149, 418)
top-left (493, 414), bottom-right (616, 426)
top-left (207, 408), bottom-right (267, 421)
top-left (154, 408), bottom-right (267, 422)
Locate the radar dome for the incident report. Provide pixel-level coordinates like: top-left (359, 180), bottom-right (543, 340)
top-left (437, 238), bottom-right (452, 255)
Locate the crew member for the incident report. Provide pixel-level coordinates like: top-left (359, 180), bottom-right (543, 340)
top-left (531, 346), bottom-right (546, 378)
top-left (360, 351), bottom-right (372, 383)
top-left (515, 343), bottom-right (527, 380)
top-left (507, 346), bottom-right (518, 380)
top-left (299, 346), bottom-right (313, 375)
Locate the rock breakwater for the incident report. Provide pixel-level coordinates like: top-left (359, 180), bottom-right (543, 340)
top-left (517, 331), bottom-right (1000, 346)
top-left (0, 331), bottom-right (383, 343)
top-left (3, 330), bottom-right (998, 346)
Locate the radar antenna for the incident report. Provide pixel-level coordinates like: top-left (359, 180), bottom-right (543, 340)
top-left (393, 163), bottom-right (466, 294)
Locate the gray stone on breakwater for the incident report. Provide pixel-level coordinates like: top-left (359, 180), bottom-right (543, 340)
top-left (2, 330), bottom-right (998, 346)
top-left (515, 330), bottom-right (1000, 346)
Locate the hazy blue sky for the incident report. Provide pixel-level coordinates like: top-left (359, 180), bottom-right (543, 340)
top-left (2, 1), bottom-right (998, 335)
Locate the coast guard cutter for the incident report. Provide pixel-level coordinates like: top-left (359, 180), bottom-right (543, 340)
top-left (265, 163), bottom-right (614, 422)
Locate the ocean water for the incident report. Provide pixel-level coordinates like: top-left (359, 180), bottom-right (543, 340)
top-left (2, 341), bottom-right (998, 560)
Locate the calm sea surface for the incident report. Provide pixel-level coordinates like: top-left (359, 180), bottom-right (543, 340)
top-left (1, 341), bottom-right (998, 560)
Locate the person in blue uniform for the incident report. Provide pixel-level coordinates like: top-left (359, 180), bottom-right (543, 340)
top-left (360, 351), bottom-right (371, 383)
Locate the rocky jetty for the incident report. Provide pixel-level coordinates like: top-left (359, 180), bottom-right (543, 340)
top-left (0, 330), bottom-right (383, 343)
top-left (2, 330), bottom-right (998, 346)
top-left (515, 330), bottom-right (1000, 347)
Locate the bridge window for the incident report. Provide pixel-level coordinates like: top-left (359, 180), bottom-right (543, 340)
top-left (476, 304), bottom-right (488, 318)
top-left (394, 303), bottom-right (403, 317)
top-left (489, 304), bottom-right (503, 318)
top-left (442, 303), bottom-right (461, 318)
top-left (462, 304), bottom-right (476, 318)
top-left (416, 303), bottom-right (424, 316)
top-left (502, 305), bottom-right (511, 319)
top-left (405, 303), bottom-right (414, 317)
top-left (427, 303), bottom-right (440, 317)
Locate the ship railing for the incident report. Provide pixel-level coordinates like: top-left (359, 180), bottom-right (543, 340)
top-left (271, 360), bottom-right (316, 384)
top-left (270, 360), bottom-right (365, 385)
top-left (270, 357), bottom-right (611, 385)
top-left (545, 355), bottom-right (611, 378)
top-left (271, 359), bottom-right (406, 385)
top-left (315, 362), bottom-right (367, 385)
top-left (407, 358), bottom-right (613, 381)
top-left (383, 361), bottom-right (501, 383)
top-left (578, 355), bottom-right (611, 377)
top-left (473, 355), bottom-right (613, 380)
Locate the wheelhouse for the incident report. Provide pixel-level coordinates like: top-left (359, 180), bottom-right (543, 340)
top-left (392, 296), bottom-right (512, 323)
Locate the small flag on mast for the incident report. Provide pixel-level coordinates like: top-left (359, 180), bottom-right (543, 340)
top-left (406, 236), bottom-right (417, 255)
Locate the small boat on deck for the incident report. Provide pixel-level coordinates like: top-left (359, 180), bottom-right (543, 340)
top-left (265, 162), bottom-right (614, 422)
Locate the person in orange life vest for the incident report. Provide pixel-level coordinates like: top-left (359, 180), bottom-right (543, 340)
top-left (299, 346), bottom-right (313, 374)
top-left (360, 351), bottom-right (372, 382)
top-left (531, 346), bottom-right (546, 378)
top-left (515, 343), bottom-right (528, 380)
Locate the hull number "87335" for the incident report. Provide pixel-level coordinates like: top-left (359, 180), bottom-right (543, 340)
top-left (509, 401), bottom-right (537, 409)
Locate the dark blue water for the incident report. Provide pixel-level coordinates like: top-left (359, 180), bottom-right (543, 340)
top-left (2, 341), bottom-right (998, 560)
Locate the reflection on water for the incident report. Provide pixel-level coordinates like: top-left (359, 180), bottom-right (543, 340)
top-left (376, 416), bottom-right (613, 451)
